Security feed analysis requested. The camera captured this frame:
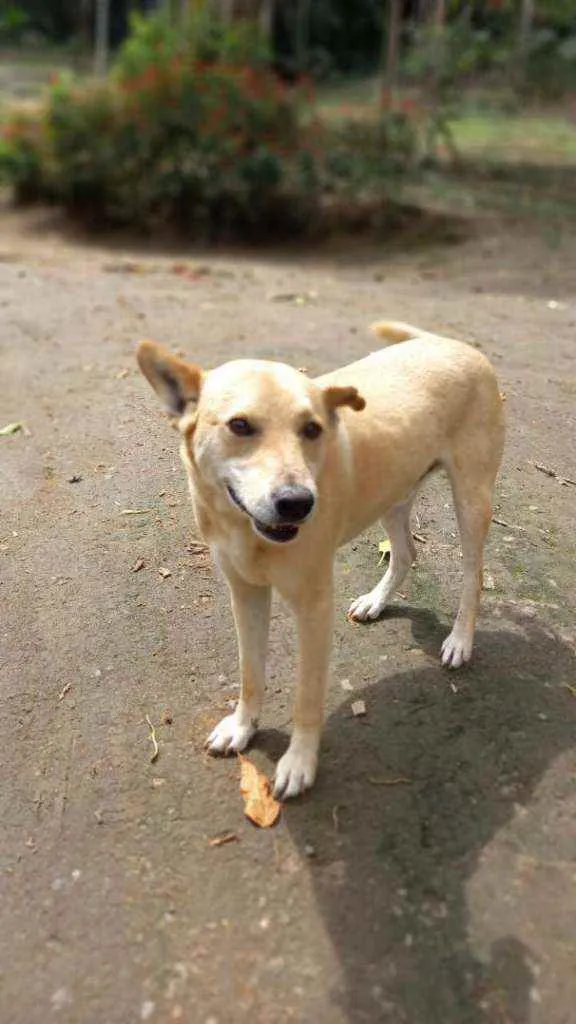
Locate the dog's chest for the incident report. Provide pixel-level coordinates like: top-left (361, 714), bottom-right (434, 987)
top-left (217, 531), bottom-right (272, 586)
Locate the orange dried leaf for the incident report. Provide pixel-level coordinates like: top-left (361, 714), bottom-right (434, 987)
top-left (239, 755), bottom-right (281, 828)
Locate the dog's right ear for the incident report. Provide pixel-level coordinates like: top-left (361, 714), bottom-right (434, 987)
top-left (136, 340), bottom-right (203, 415)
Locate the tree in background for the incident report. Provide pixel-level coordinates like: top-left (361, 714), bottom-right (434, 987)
top-left (3, 0), bottom-right (575, 102)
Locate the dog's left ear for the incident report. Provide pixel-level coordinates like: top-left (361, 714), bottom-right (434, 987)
top-left (136, 340), bottom-right (203, 416)
top-left (323, 385), bottom-right (366, 413)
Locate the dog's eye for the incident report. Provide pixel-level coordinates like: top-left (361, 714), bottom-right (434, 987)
top-left (302, 420), bottom-right (323, 441)
top-left (227, 417), bottom-right (256, 437)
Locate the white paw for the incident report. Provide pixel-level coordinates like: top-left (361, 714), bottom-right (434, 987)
top-left (348, 585), bottom-right (390, 622)
top-left (273, 732), bottom-right (319, 800)
top-left (441, 629), bottom-right (473, 669)
top-left (206, 708), bottom-right (257, 755)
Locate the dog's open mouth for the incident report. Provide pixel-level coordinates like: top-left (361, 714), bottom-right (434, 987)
top-left (256, 522), bottom-right (299, 543)
top-left (226, 485), bottom-right (299, 544)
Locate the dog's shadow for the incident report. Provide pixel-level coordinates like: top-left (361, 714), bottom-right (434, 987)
top-left (257, 608), bottom-right (576, 1023)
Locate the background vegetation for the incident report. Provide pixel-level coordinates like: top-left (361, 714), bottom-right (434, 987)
top-left (1, 1), bottom-right (575, 239)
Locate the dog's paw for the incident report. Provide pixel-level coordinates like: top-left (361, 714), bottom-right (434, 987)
top-left (441, 629), bottom-right (473, 669)
top-left (206, 709), bottom-right (257, 756)
top-left (273, 732), bottom-right (319, 800)
top-left (347, 586), bottom-right (389, 622)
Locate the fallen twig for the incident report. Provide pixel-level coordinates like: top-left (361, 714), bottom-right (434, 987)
top-left (209, 832), bottom-right (239, 848)
top-left (145, 714), bottom-right (159, 763)
top-left (492, 517), bottom-right (525, 532)
top-left (533, 463), bottom-right (576, 488)
top-left (58, 682), bottom-right (72, 701)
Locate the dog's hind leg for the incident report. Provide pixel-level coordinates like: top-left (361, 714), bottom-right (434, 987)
top-left (440, 466), bottom-right (496, 669)
top-left (440, 382), bottom-right (504, 668)
top-left (348, 498), bottom-right (416, 621)
top-left (206, 573), bottom-right (271, 754)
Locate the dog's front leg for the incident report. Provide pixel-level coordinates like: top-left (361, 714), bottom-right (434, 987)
top-left (274, 574), bottom-right (334, 799)
top-left (206, 570), bottom-right (271, 755)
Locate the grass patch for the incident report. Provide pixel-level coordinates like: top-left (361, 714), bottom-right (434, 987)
top-left (450, 111), bottom-right (576, 166)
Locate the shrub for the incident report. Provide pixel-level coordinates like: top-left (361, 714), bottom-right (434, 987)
top-left (0, 110), bottom-right (46, 200)
top-left (321, 110), bottom-right (418, 196)
top-left (0, 4), bottom-right (29, 43)
top-left (115, 8), bottom-right (270, 83)
top-left (521, 28), bottom-right (576, 100)
top-left (0, 29), bottom-right (418, 239)
top-left (0, 61), bottom-right (321, 236)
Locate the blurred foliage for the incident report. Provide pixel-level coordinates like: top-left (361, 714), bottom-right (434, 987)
top-left (115, 8), bottom-right (271, 81)
top-left (0, 0), bottom-right (77, 42)
top-left (2, 1), bottom-right (575, 102)
top-left (1, 2), bottom-right (574, 238)
top-left (0, 22), bottom-right (419, 239)
top-left (0, 5), bottom-right (30, 42)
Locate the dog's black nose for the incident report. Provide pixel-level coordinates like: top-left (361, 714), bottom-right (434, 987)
top-left (273, 486), bottom-right (315, 523)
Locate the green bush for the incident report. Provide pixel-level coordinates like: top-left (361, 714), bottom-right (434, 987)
top-left (521, 28), bottom-right (576, 100)
top-left (0, 40), bottom-right (418, 239)
top-left (115, 8), bottom-right (270, 82)
top-left (0, 4), bottom-right (30, 42)
top-left (0, 62), bottom-right (319, 236)
top-left (0, 110), bottom-right (46, 199)
top-left (321, 112), bottom-right (418, 196)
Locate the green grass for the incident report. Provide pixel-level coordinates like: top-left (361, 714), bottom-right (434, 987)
top-left (318, 80), bottom-right (576, 163)
top-left (316, 77), bottom-right (576, 226)
top-left (450, 111), bottom-right (576, 166)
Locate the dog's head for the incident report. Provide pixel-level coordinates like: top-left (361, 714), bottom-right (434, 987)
top-left (137, 341), bottom-right (365, 545)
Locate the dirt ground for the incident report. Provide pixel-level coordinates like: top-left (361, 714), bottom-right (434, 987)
top-left (1, 199), bottom-right (575, 1024)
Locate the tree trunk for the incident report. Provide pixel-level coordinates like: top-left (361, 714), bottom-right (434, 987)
top-left (259, 0), bottom-right (274, 44)
top-left (517, 0), bottom-right (535, 58)
top-left (212, 0), bottom-right (235, 20)
top-left (93, 0), bottom-right (110, 76)
top-left (432, 0), bottom-right (446, 29)
top-left (381, 0), bottom-right (401, 91)
top-left (295, 0), bottom-right (313, 72)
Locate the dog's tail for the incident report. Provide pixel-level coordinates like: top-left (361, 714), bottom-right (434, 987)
top-left (368, 321), bottom-right (427, 346)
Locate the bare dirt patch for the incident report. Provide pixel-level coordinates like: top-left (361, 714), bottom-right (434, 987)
top-left (1, 198), bottom-right (575, 1023)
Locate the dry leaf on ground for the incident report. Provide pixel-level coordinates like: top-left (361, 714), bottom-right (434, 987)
top-left (239, 755), bottom-right (281, 828)
top-left (0, 422), bottom-right (24, 436)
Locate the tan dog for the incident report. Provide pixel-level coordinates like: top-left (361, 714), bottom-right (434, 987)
top-left (137, 322), bottom-right (505, 798)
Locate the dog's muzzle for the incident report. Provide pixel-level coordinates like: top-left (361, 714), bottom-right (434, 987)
top-left (226, 484), bottom-right (314, 544)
